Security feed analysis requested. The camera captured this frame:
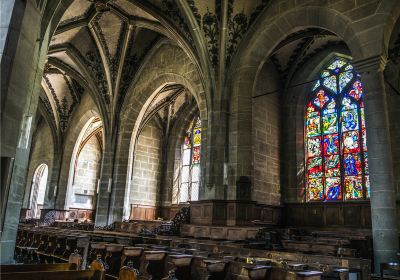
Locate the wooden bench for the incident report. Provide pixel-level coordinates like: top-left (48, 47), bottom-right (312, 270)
top-left (1, 269), bottom-right (104, 280)
top-left (0, 263), bottom-right (77, 273)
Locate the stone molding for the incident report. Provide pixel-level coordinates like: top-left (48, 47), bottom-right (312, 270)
top-left (353, 54), bottom-right (387, 73)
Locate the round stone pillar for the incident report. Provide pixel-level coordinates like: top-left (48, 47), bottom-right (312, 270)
top-left (354, 55), bottom-right (399, 272)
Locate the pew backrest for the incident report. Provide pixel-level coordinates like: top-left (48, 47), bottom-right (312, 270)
top-left (0, 263), bottom-right (77, 273)
top-left (118, 266), bottom-right (139, 280)
top-left (89, 259), bottom-right (106, 271)
top-left (69, 251), bottom-right (83, 270)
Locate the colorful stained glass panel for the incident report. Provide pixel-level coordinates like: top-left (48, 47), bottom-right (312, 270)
top-left (192, 146), bottom-right (200, 164)
top-left (323, 100), bottom-right (336, 115)
top-left (307, 102), bottom-right (319, 117)
top-left (307, 137), bottom-right (321, 158)
top-left (323, 75), bottom-right (337, 93)
top-left (342, 131), bottom-right (360, 153)
top-left (305, 58), bottom-right (369, 202)
top-left (344, 176), bottom-right (363, 200)
top-left (321, 70), bottom-right (330, 78)
top-left (180, 116), bottom-right (202, 203)
top-left (341, 110), bottom-right (359, 132)
top-left (307, 157), bottom-right (323, 178)
top-left (325, 177), bottom-right (341, 200)
top-left (365, 175), bottom-right (370, 198)
top-left (184, 133), bottom-right (191, 149)
top-left (348, 80), bottom-right (363, 100)
top-left (364, 152), bottom-right (369, 174)
top-left (312, 80), bottom-right (321, 91)
top-left (339, 71), bottom-right (353, 93)
top-left (343, 153), bottom-right (362, 176)
top-left (345, 64), bottom-right (353, 71)
top-left (306, 116), bottom-right (321, 137)
top-left (324, 155), bottom-right (340, 177)
top-left (360, 107), bottom-right (365, 128)
top-left (362, 128), bottom-right (367, 151)
top-left (313, 90), bottom-right (329, 108)
top-left (193, 128), bottom-right (201, 146)
top-left (307, 178), bottom-right (324, 201)
top-left (323, 134), bottom-right (339, 155)
top-left (323, 114), bottom-right (338, 134)
top-left (327, 58), bottom-right (346, 70)
top-left (342, 97), bottom-right (357, 110)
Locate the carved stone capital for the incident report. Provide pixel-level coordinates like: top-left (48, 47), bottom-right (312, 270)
top-left (353, 54), bottom-right (387, 74)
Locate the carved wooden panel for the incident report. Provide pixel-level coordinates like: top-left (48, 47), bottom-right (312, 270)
top-left (325, 206), bottom-right (340, 226)
top-left (285, 202), bottom-right (371, 229)
top-left (343, 205), bottom-right (361, 227)
top-left (204, 205), bottom-right (212, 217)
top-left (130, 204), bottom-right (156, 220)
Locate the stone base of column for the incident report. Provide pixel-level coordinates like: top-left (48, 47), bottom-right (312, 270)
top-left (189, 200), bottom-right (281, 226)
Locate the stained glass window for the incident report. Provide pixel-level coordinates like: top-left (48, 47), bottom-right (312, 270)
top-left (178, 116), bottom-right (201, 203)
top-left (305, 57), bottom-right (370, 202)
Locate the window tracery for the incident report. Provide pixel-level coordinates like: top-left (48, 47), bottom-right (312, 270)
top-left (305, 58), bottom-right (370, 201)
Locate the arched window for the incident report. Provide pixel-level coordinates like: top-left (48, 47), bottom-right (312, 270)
top-left (177, 116), bottom-right (201, 203)
top-left (305, 57), bottom-right (370, 201)
top-left (30, 163), bottom-right (48, 218)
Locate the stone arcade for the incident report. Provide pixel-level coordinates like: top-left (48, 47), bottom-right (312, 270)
top-left (1, 0), bottom-right (400, 279)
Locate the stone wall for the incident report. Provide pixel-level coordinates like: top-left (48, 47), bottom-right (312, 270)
top-left (130, 119), bottom-right (162, 207)
top-left (71, 135), bottom-right (101, 209)
top-left (55, 93), bottom-right (100, 209)
top-left (112, 40), bottom-right (207, 222)
top-left (386, 63), bottom-right (400, 198)
top-left (23, 118), bottom-right (53, 208)
top-left (385, 61), bottom-right (400, 229)
top-left (252, 60), bottom-right (281, 205)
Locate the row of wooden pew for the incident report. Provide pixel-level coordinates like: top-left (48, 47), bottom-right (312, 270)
top-left (0, 261), bottom-right (141, 280)
top-left (12, 224), bottom-right (373, 279)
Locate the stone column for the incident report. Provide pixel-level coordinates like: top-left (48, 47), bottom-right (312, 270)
top-left (94, 137), bottom-right (115, 226)
top-left (202, 109), bottom-right (228, 200)
top-left (0, 0), bottom-right (45, 263)
top-left (354, 55), bottom-right (399, 272)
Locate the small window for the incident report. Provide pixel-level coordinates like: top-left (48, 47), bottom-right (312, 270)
top-left (176, 116), bottom-right (201, 203)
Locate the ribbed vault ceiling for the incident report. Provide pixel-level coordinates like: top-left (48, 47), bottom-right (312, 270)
top-left (42, 0), bottom-right (163, 136)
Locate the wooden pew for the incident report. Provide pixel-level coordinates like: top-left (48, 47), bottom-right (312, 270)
top-left (1, 269), bottom-right (104, 280)
top-left (1, 256), bottom-right (104, 280)
top-left (0, 263), bottom-right (77, 273)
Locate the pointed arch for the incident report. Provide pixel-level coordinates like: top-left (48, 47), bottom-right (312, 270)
top-left (29, 164), bottom-right (49, 218)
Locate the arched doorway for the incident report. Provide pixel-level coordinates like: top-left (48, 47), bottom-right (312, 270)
top-left (29, 164), bottom-right (48, 219)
